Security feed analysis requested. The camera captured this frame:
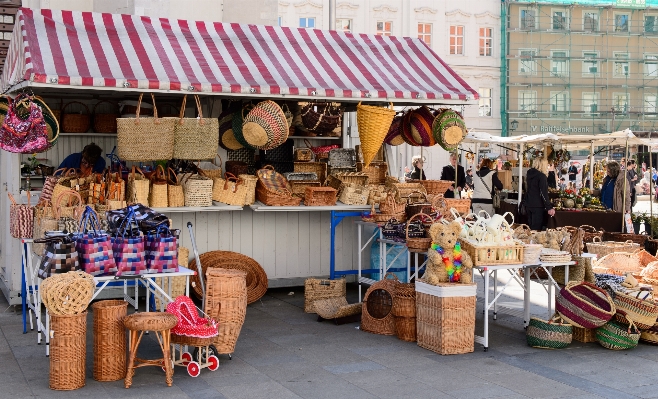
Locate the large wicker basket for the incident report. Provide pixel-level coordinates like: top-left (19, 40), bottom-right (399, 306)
top-left (205, 268), bottom-right (248, 355)
top-left (361, 273), bottom-right (400, 335)
top-left (92, 300), bottom-right (127, 382)
top-left (304, 187), bottom-right (337, 206)
top-left (586, 237), bottom-right (640, 257)
top-left (304, 278), bottom-right (346, 313)
top-left (412, 180), bottom-right (454, 196)
top-left (50, 312), bottom-right (87, 390)
top-left (460, 239), bottom-right (524, 266)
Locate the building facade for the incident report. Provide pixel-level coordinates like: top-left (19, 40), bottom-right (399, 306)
top-left (504, 0), bottom-right (658, 139)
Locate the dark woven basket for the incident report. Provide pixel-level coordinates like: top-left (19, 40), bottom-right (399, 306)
top-left (602, 232), bottom-right (648, 247)
top-left (646, 238), bottom-right (658, 256)
top-left (227, 147), bottom-right (255, 164)
top-left (261, 139), bottom-right (294, 163)
top-left (226, 161), bottom-right (250, 176)
top-left (301, 102), bottom-right (341, 134)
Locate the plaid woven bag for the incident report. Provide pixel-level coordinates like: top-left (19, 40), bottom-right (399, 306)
top-left (112, 208), bottom-right (146, 276)
top-left (35, 236), bottom-right (79, 279)
top-left (74, 206), bottom-right (117, 276)
top-left (145, 226), bottom-right (178, 273)
top-left (8, 192), bottom-right (34, 239)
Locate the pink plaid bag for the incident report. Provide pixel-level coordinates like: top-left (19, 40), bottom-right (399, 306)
top-left (145, 226), bottom-right (178, 273)
top-left (112, 208), bottom-right (146, 276)
top-left (74, 206), bottom-right (117, 276)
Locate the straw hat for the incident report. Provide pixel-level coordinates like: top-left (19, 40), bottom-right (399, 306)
top-left (219, 112), bottom-right (243, 150)
top-left (242, 100), bottom-right (289, 150)
top-left (384, 113), bottom-right (405, 146)
top-left (433, 109), bottom-right (466, 152)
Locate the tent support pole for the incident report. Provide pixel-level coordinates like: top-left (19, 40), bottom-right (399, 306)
top-left (455, 146), bottom-right (459, 198)
top-left (623, 138), bottom-right (629, 232)
top-left (590, 142), bottom-right (594, 191)
top-left (650, 132), bottom-right (653, 220)
top-left (518, 144), bottom-right (524, 205)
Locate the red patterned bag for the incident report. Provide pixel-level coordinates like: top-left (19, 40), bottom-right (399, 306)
top-left (8, 192), bottom-right (34, 239)
top-left (111, 208), bottom-right (146, 276)
top-left (0, 94), bottom-right (51, 154)
top-left (145, 226), bottom-right (178, 273)
top-left (166, 295), bottom-right (218, 338)
top-left (74, 206), bottom-right (117, 276)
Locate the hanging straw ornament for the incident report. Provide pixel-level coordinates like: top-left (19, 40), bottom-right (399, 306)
top-left (357, 102), bottom-right (396, 168)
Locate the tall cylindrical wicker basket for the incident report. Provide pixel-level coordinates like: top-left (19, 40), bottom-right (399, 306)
top-left (205, 268), bottom-right (247, 355)
top-left (92, 300), bottom-right (128, 382)
top-left (392, 283), bottom-right (417, 342)
top-left (50, 312), bottom-right (87, 390)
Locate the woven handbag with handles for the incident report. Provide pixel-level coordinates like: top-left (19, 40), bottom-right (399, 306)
top-left (0, 93), bottom-right (51, 153)
top-left (173, 95), bottom-right (219, 160)
top-left (74, 206), bottom-right (117, 276)
top-left (556, 281), bottom-right (616, 328)
top-left (8, 192), bottom-right (34, 239)
top-left (111, 208), bottom-right (146, 276)
top-left (213, 173), bottom-right (248, 206)
top-left (167, 167), bottom-right (185, 208)
top-left (35, 235), bottom-right (80, 279)
top-left (126, 166), bottom-right (150, 205)
top-left (180, 172), bottom-right (213, 207)
top-left (117, 94), bottom-right (175, 161)
top-left (525, 314), bottom-right (573, 349)
top-left (596, 318), bottom-right (640, 350)
top-left (148, 165), bottom-right (168, 208)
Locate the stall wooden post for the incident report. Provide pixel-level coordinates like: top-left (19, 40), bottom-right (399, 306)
top-left (518, 144), bottom-right (524, 204)
top-left (622, 138), bottom-right (629, 232)
top-left (650, 133), bottom-right (653, 219)
top-left (590, 141), bottom-right (595, 191)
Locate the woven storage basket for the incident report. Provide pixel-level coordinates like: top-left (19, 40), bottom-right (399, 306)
top-left (181, 172), bottom-right (213, 207)
top-left (173, 95), bottom-right (220, 160)
top-left (197, 154), bottom-right (223, 180)
top-left (290, 180), bottom-right (322, 197)
top-left (460, 239), bottom-right (524, 266)
top-left (415, 281), bottom-right (476, 355)
top-left (384, 112), bottom-right (405, 146)
top-left (612, 291), bottom-right (658, 330)
top-left (189, 251), bottom-right (267, 304)
top-left (526, 315), bottom-right (573, 349)
top-left (356, 162), bottom-right (388, 185)
top-left (294, 148), bottom-right (313, 162)
top-left (117, 94), bottom-right (176, 161)
top-left (393, 283), bottom-right (416, 342)
top-left (304, 186), bottom-right (337, 206)
top-left (205, 268), bottom-right (248, 354)
top-left (602, 232), bottom-right (648, 247)
top-left (304, 278), bottom-right (346, 313)
top-left (361, 203), bottom-right (407, 224)
top-left (406, 213), bottom-right (432, 251)
top-left (40, 271), bottom-right (95, 316)
top-left (314, 297), bottom-right (362, 319)
top-left (92, 300), bottom-right (127, 382)
top-left (326, 173), bottom-right (369, 192)
top-left (367, 184), bottom-right (387, 205)
top-left (586, 237), bottom-right (640, 257)
top-left (556, 281), bottom-right (616, 329)
top-left (640, 324), bottom-right (658, 344)
top-left (167, 168), bottom-right (185, 208)
top-left (413, 180), bottom-right (454, 196)
top-left (92, 100), bottom-right (119, 133)
top-left (551, 256), bottom-right (588, 286)
top-left (593, 252), bottom-right (642, 276)
top-left (238, 174), bottom-right (258, 205)
top-left (357, 102), bottom-right (396, 167)
top-left (387, 181), bottom-right (427, 203)
top-left (339, 183), bottom-right (370, 205)
top-left (212, 173), bottom-right (248, 206)
top-left (61, 101), bottom-right (90, 133)
top-left (50, 312), bottom-right (87, 390)
top-left (148, 165), bottom-right (169, 208)
top-left (327, 148), bottom-right (356, 168)
top-left (596, 319), bottom-right (640, 350)
top-left (225, 160), bottom-right (250, 177)
top-left (434, 196), bottom-right (472, 217)
top-left (256, 166), bottom-right (301, 206)
top-left (361, 273), bottom-right (400, 335)
top-left (126, 167), bottom-right (150, 205)
top-left (294, 162), bottom-right (327, 184)
top-left (573, 326), bottom-right (597, 343)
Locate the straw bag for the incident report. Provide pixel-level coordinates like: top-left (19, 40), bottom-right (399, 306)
top-left (525, 315), bottom-right (573, 349)
top-left (53, 190), bottom-right (84, 221)
top-left (239, 174), bottom-right (258, 205)
top-left (92, 100), bottom-right (119, 133)
top-left (35, 236), bottom-right (80, 279)
top-left (361, 273), bottom-right (400, 336)
top-left (173, 95), bottom-right (219, 160)
top-left (117, 94), bottom-right (175, 161)
top-left (596, 319), bottom-right (640, 350)
top-left (197, 154), bottom-right (223, 179)
top-left (8, 192), bottom-right (34, 239)
top-left (556, 281), bottom-right (616, 329)
top-left (213, 173), bottom-right (248, 206)
top-left (126, 167), bottom-right (150, 205)
top-left (61, 101), bottom-right (90, 133)
top-left (51, 169), bottom-right (80, 204)
top-left (148, 165), bottom-right (168, 208)
top-left (33, 201), bottom-right (58, 255)
top-left (242, 100), bottom-right (290, 150)
top-left (181, 172), bottom-right (213, 207)
top-left (167, 168), bottom-right (185, 208)
top-left (612, 290), bottom-right (658, 330)
top-left (357, 102), bottom-right (395, 167)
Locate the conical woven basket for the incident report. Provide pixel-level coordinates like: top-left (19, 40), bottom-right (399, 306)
top-left (357, 102), bottom-right (395, 168)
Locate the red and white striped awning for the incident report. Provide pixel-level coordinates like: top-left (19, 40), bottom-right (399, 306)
top-left (2, 8), bottom-right (478, 103)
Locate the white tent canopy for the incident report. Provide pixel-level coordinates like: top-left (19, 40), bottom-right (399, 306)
top-left (555, 129), bottom-right (651, 149)
top-left (463, 131), bottom-right (559, 145)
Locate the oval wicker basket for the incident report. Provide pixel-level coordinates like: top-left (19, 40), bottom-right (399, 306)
top-left (361, 273), bottom-right (400, 336)
top-left (612, 291), bottom-right (658, 330)
top-left (596, 319), bottom-right (640, 350)
top-left (556, 281), bottom-right (616, 329)
top-left (525, 315), bottom-right (572, 349)
top-left (92, 100), bottom-right (119, 133)
top-left (405, 213), bottom-right (432, 251)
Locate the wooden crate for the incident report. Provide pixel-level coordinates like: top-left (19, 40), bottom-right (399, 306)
top-left (460, 239), bottom-right (524, 266)
top-left (416, 281), bottom-right (476, 355)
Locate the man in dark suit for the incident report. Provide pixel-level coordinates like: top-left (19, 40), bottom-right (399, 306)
top-left (440, 152), bottom-right (466, 198)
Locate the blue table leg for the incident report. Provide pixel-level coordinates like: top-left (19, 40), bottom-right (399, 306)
top-left (21, 242), bottom-right (27, 334)
top-left (330, 211), bottom-right (366, 280)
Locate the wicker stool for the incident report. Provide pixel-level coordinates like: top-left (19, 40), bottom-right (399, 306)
top-left (123, 312), bottom-right (178, 388)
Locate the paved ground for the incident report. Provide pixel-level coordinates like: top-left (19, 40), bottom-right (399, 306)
top-left (2, 272), bottom-right (658, 399)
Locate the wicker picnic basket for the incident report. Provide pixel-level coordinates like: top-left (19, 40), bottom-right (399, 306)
top-left (412, 180), bottom-right (454, 196)
top-left (326, 172), bottom-right (369, 191)
top-left (212, 173), bottom-right (249, 206)
top-left (339, 183), bottom-right (370, 205)
top-left (357, 102), bottom-right (396, 167)
top-left (361, 273), bottom-right (400, 335)
top-left (92, 100), bottom-right (119, 133)
top-left (596, 319), bottom-right (640, 350)
top-left (357, 162), bottom-right (388, 185)
top-left (304, 278), bottom-right (346, 313)
top-left (50, 311), bottom-right (87, 390)
top-left (61, 101), bottom-right (91, 133)
top-left (305, 187), bottom-right (337, 206)
top-left (204, 268), bottom-right (248, 355)
top-left (314, 297), bottom-right (362, 320)
top-left (525, 315), bottom-right (572, 349)
top-left (256, 166), bottom-right (301, 206)
top-left (294, 162), bottom-right (327, 185)
top-left (392, 283), bottom-right (416, 342)
top-left (612, 291), bottom-right (658, 330)
top-left (406, 213), bottom-right (432, 251)
top-left (556, 281), bottom-right (616, 329)
top-left (92, 300), bottom-right (127, 382)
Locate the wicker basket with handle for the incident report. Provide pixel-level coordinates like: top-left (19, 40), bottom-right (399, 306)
top-left (148, 165), bottom-right (168, 208)
top-left (167, 167), bottom-right (185, 208)
top-left (213, 173), bottom-right (248, 206)
top-left (304, 187), bottom-right (337, 206)
top-left (61, 101), bottom-right (91, 133)
top-left (239, 174), bottom-right (258, 205)
top-left (197, 153), bottom-right (223, 180)
top-left (612, 290), bottom-right (658, 330)
top-left (289, 180), bottom-right (321, 197)
top-left (406, 213), bottom-right (432, 251)
top-left (92, 100), bottom-right (119, 133)
top-left (256, 165), bottom-right (301, 206)
top-left (117, 94), bottom-right (175, 161)
top-left (180, 172), bottom-right (213, 207)
top-left (525, 315), bottom-right (573, 349)
top-left (294, 161), bottom-right (327, 184)
top-left (173, 95), bottom-right (220, 160)
top-left (556, 281), bottom-right (616, 329)
top-left (586, 237), bottom-right (640, 257)
top-left (304, 278), bottom-right (346, 313)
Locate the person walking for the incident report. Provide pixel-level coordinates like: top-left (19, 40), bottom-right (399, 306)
top-left (525, 158), bottom-right (555, 231)
top-left (627, 160), bottom-right (638, 207)
top-left (471, 158), bottom-right (503, 216)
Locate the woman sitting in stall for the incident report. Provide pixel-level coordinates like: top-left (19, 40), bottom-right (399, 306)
top-left (58, 143), bottom-right (106, 176)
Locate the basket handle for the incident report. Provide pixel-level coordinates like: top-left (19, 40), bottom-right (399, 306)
top-left (151, 165), bottom-right (167, 184)
top-left (406, 212), bottom-right (431, 240)
top-left (167, 167), bottom-right (179, 185)
top-left (580, 225), bottom-right (599, 233)
top-left (592, 236), bottom-right (602, 243)
top-left (405, 190), bottom-right (427, 204)
top-left (134, 93), bottom-right (160, 124)
top-left (383, 272), bottom-right (400, 282)
top-left (6, 192), bottom-right (17, 206)
top-left (261, 165), bottom-right (275, 171)
top-left (92, 100), bottom-right (119, 114)
top-left (223, 173), bottom-right (242, 192)
top-left (213, 152), bottom-right (223, 167)
top-left (62, 101), bottom-right (90, 115)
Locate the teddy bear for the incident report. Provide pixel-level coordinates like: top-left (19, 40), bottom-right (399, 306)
top-left (425, 220), bottom-right (474, 285)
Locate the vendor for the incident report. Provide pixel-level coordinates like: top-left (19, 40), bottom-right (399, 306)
top-left (408, 155), bottom-right (426, 180)
top-left (525, 158), bottom-right (555, 231)
top-left (600, 161), bottom-right (633, 213)
top-left (440, 152), bottom-right (466, 198)
top-left (58, 143), bottom-right (106, 176)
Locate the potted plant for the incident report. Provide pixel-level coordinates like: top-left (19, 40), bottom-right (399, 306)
top-left (20, 154), bottom-right (39, 191)
top-left (575, 195), bottom-right (584, 209)
top-left (560, 189), bottom-right (576, 208)
top-left (503, 161), bottom-right (512, 171)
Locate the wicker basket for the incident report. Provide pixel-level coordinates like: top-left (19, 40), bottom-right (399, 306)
top-left (393, 283), bottom-right (416, 342)
top-left (339, 183), bottom-right (370, 205)
top-left (197, 154), bottom-right (223, 180)
top-left (573, 326), bottom-right (597, 343)
top-left (301, 102), bottom-right (342, 135)
top-left (212, 173), bottom-right (248, 206)
top-left (256, 166), bottom-right (301, 206)
top-left (92, 300), bottom-right (127, 382)
top-left (526, 315), bottom-right (573, 349)
top-left (367, 184), bottom-right (387, 205)
top-left (412, 180), bottom-right (454, 196)
top-left (379, 193), bottom-right (406, 214)
top-left (596, 319), bottom-right (640, 350)
top-left (181, 173), bottom-right (213, 207)
top-left (387, 180), bottom-right (427, 203)
top-left (361, 273), bottom-right (400, 335)
top-left (284, 172), bottom-right (318, 181)
top-left (238, 174), bottom-right (258, 205)
top-left (406, 213), bottom-right (432, 251)
top-left (434, 196), bottom-right (472, 217)
top-left (205, 268), bottom-right (248, 354)
top-left (225, 160), bottom-right (250, 177)
top-left (556, 281), bottom-right (616, 329)
top-left (304, 278), bottom-right (346, 313)
top-left (356, 162), bottom-right (388, 185)
top-left (612, 291), bottom-right (658, 330)
top-left (415, 281), bottom-right (476, 355)
top-left (602, 232), bottom-right (648, 247)
top-left (460, 239), bottom-right (524, 266)
top-left (326, 172), bottom-right (369, 191)
top-left (314, 298), bottom-right (362, 319)
top-left (61, 101), bottom-right (91, 133)
top-left (40, 271), bottom-right (95, 316)
top-left (640, 324), bottom-right (658, 345)
top-left (357, 102), bottom-right (395, 167)
top-left (294, 162), bottom-right (327, 185)
top-left (50, 312), bottom-right (87, 390)
top-left (593, 252), bottom-right (643, 277)
top-left (289, 181), bottom-right (322, 197)
top-left (92, 100), bottom-right (119, 133)
top-left (294, 148), bottom-right (313, 162)
top-left (305, 187), bottom-right (337, 206)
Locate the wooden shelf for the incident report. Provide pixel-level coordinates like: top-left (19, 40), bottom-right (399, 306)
top-left (289, 136), bottom-right (341, 140)
top-left (59, 132), bottom-right (117, 137)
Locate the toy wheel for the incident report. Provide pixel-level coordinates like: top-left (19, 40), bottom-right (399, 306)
top-left (193, 345), bottom-right (219, 363)
top-left (181, 352), bottom-right (192, 364)
top-left (208, 355), bottom-right (220, 371)
top-left (187, 361), bottom-right (201, 377)
top-left (161, 359), bottom-right (174, 372)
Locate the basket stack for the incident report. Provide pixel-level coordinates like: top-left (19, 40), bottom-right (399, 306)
top-left (205, 268), bottom-right (248, 355)
top-left (392, 283), bottom-right (416, 342)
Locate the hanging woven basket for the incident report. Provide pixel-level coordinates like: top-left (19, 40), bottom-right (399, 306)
top-left (232, 104), bottom-right (256, 150)
top-left (384, 112), bottom-right (405, 146)
top-left (361, 273), bottom-right (400, 336)
top-left (242, 100), bottom-right (290, 150)
top-left (357, 102), bottom-right (396, 168)
top-left (432, 109), bottom-right (467, 152)
top-left (404, 106), bottom-right (437, 147)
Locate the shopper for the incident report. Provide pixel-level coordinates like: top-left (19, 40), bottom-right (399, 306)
top-left (525, 158), bottom-right (555, 231)
top-left (627, 160), bottom-right (638, 207)
top-left (547, 163), bottom-right (557, 189)
top-left (408, 155), bottom-right (427, 180)
top-left (472, 158), bottom-right (503, 216)
top-left (600, 161), bottom-right (619, 210)
top-left (567, 163), bottom-right (578, 182)
top-left (440, 152), bottom-right (466, 198)
top-left (615, 161), bottom-right (633, 214)
top-left (465, 168), bottom-right (474, 190)
top-left (58, 143), bottom-right (106, 176)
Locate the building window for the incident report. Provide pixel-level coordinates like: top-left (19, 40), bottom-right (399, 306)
top-left (583, 51), bottom-right (600, 76)
top-left (336, 19), bottom-right (352, 32)
top-left (418, 23), bottom-right (432, 46)
top-left (613, 93), bottom-right (630, 113)
top-left (615, 13), bottom-right (629, 32)
top-left (518, 90), bottom-right (537, 112)
top-left (552, 9), bottom-right (568, 30)
top-left (376, 21), bottom-right (392, 36)
top-left (583, 11), bottom-right (599, 31)
top-left (583, 92), bottom-right (599, 116)
top-left (645, 94), bottom-right (657, 117)
top-left (550, 91), bottom-right (569, 113)
top-left (299, 17), bottom-right (315, 28)
top-left (479, 88), bottom-right (492, 117)
top-left (613, 53), bottom-right (630, 77)
top-left (449, 25), bottom-right (464, 55)
top-left (479, 28), bottom-right (493, 57)
top-left (519, 49), bottom-right (536, 75)
top-left (645, 54), bottom-right (658, 77)
top-left (520, 9), bottom-right (537, 29)
top-left (646, 16), bottom-right (658, 33)
top-left (551, 50), bottom-right (568, 77)
top-left (278, 16), bottom-right (282, 26)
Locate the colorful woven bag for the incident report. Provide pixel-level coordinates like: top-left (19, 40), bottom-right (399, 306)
top-left (242, 100), bottom-right (290, 150)
top-left (596, 318), bottom-right (640, 350)
top-left (525, 315), bottom-right (573, 349)
top-left (556, 281), bottom-right (616, 329)
top-left (111, 209), bottom-right (146, 276)
top-left (0, 93), bottom-right (51, 154)
top-left (145, 226), bottom-right (178, 273)
top-left (8, 192), bottom-right (34, 239)
top-left (74, 206), bottom-right (117, 277)
top-left (35, 235), bottom-right (80, 279)
top-left (612, 290), bottom-right (658, 330)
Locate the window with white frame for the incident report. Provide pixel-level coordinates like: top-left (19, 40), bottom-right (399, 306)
top-left (550, 91), bottom-right (569, 113)
top-left (552, 9), bottom-right (568, 30)
top-left (646, 15), bottom-right (658, 33)
top-left (449, 25), bottom-right (464, 55)
top-left (479, 28), bottom-right (493, 57)
top-left (615, 13), bottom-right (629, 32)
top-left (613, 53), bottom-right (630, 77)
top-left (418, 23), bottom-right (432, 46)
top-left (520, 9), bottom-right (537, 29)
top-left (376, 21), bottom-right (392, 36)
top-left (645, 54), bottom-right (658, 77)
top-left (583, 11), bottom-right (599, 31)
top-left (613, 93), bottom-right (630, 112)
top-left (518, 90), bottom-right (537, 112)
top-left (519, 49), bottom-right (536, 75)
top-left (278, 16), bottom-right (282, 26)
top-left (336, 19), bottom-right (352, 32)
top-left (645, 94), bottom-right (657, 117)
top-left (583, 92), bottom-right (599, 115)
top-left (551, 50), bottom-right (569, 76)
top-left (479, 88), bottom-right (492, 117)
top-left (299, 17), bottom-right (315, 28)
top-left (583, 51), bottom-right (600, 76)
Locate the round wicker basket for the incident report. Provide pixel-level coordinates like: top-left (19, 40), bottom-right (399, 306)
top-left (361, 273), bottom-right (400, 336)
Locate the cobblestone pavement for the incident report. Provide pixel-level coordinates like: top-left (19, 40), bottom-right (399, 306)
top-left (2, 272), bottom-right (658, 399)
